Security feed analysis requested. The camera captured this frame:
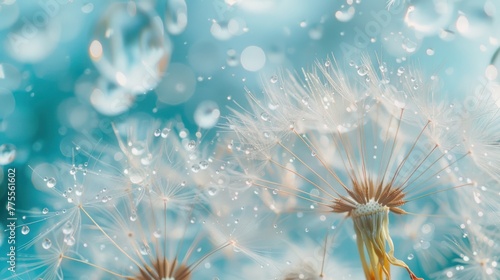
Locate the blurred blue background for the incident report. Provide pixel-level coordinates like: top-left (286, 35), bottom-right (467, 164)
top-left (0, 0), bottom-right (498, 277)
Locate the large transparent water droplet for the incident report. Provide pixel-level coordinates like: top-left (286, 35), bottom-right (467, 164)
top-left (194, 101), bottom-right (220, 129)
top-left (0, 143), bottom-right (16, 165)
top-left (90, 3), bottom-right (172, 94)
top-left (404, 0), bottom-right (454, 35)
top-left (6, 8), bottom-right (60, 62)
top-left (165, 0), bottom-right (187, 35)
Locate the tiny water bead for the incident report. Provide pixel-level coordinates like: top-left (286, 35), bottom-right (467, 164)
top-left (42, 238), bottom-right (52, 250)
top-left (46, 177), bottom-right (57, 189)
top-left (130, 211), bottom-right (138, 221)
top-left (90, 2), bottom-right (172, 93)
top-left (21, 225), bottom-right (30, 235)
top-left (0, 143), bottom-right (16, 165)
top-left (62, 222), bottom-right (74, 235)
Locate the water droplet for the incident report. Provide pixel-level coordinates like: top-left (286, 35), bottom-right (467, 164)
top-left (89, 78), bottom-right (135, 116)
top-left (404, 2), bottom-right (455, 35)
top-left (308, 23), bottom-right (323, 40)
top-left (260, 112), bottom-right (270, 121)
top-left (0, 143), bottom-right (16, 165)
top-left (6, 9), bottom-right (60, 63)
top-left (161, 128), bottom-right (170, 138)
top-left (128, 169), bottom-right (144, 184)
top-left (131, 142), bottom-right (146, 156)
top-left (42, 238), bottom-right (52, 250)
top-left (397, 66), bottom-right (405, 75)
top-left (81, 2), bottom-right (94, 14)
top-left (42, 208), bottom-right (49, 214)
top-left (194, 101), bottom-right (220, 129)
top-left (154, 129), bottom-right (161, 137)
top-left (402, 38), bottom-right (418, 53)
top-left (130, 211), bottom-right (138, 221)
top-left (226, 49), bottom-right (239, 67)
top-left (210, 20), bottom-right (232, 40)
top-left (208, 186), bottom-right (218, 196)
top-left (186, 140), bottom-right (196, 151)
top-left (379, 63), bottom-right (388, 73)
top-left (62, 222), bottom-right (74, 235)
top-left (165, 0), bottom-right (188, 35)
top-left (64, 235), bottom-right (76, 246)
top-left (335, 6), bottom-right (355, 22)
top-left (139, 244), bottom-right (150, 255)
top-left (21, 225), bottom-right (30, 235)
top-left (357, 65), bottom-right (369, 76)
top-left (270, 75), bottom-right (278, 83)
top-left (90, 3), bottom-right (172, 93)
top-left (426, 48), bottom-right (435, 56)
top-left (199, 160), bottom-right (209, 170)
top-left (407, 253), bottom-right (414, 260)
top-left (46, 178), bottom-right (57, 189)
top-left (153, 229), bottom-right (161, 238)
top-left (191, 164), bottom-right (200, 173)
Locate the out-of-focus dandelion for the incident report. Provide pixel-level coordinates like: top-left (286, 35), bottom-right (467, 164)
top-left (5, 118), bottom-right (241, 279)
top-left (433, 229), bottom-right (500, 279)
top-left (226, 56), bottom-right (482, 279)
